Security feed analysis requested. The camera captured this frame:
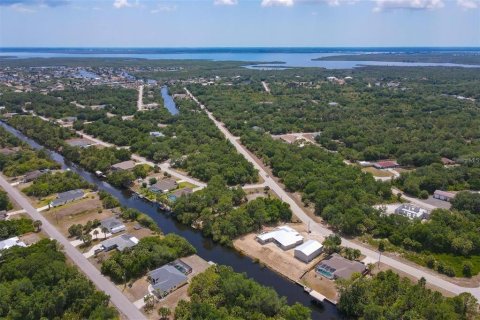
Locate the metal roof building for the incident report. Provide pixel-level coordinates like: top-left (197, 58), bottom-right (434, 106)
top-left (294, 239), bottom-right (323, 263)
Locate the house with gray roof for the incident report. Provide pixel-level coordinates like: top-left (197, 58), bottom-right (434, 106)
top-left (148, 264), bottom-right (188, 298)
top-left (149, 179), bottom-right (178, 194)
top-left (100, 217), bottom-right (126, 234)
top-left (50, 189), bottom-right (84, 207)
top-left (100, 234), bottom-right (139, 252)
top-left (316, 253), bottom-right (366, 280)
top-left (23, 170), bottom-right (44, 183)
top-left (111, 160), bottom-right (136, 171)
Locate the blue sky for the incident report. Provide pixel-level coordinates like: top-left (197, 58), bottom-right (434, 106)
top-left (0, 0), bottom-right (479, 47)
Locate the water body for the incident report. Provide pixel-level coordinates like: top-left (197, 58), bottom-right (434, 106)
top-left (1, 47), bottom-right (479, 69)
top-left (0, 120), bottom-right (338, 320)
top-left (161, 86), bottom-right (179, 115)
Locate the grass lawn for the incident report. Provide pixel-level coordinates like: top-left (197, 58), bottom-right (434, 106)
top-left (432, 253), bottom-right (480, 277)
top-left (178, 181), bottom-right (197, 189)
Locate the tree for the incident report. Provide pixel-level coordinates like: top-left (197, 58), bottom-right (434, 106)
top-left (81, 233), bottom-right (92, 246)
top-left (158, 307), bottom-right (171, 319)
top-left (149, 177), bottom-right (157, 185)
top-left (101, 226), bottom-right (109, 239)
top-left (33, 220), bottom-right (42, 232)
top-left (93, 229), bottom-right (99, 240)
top-left (143, 294), bottom-right (155, 313)
top-left (68, 224), bottom-right (83, 238)
top-left (322, 234), bottom-right (342, 254)
top-left (463, 262), bottom-right (473, 278)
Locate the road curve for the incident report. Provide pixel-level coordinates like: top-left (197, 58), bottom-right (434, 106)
top-left (0, 175), bottom-right (147, 320)
top-left (184, 88), bottom-right (480, 300)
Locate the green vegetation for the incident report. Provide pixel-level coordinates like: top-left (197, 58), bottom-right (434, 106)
top-left (101, 234), bottom-right (196, 282)
top-left (451, 191), bottom-right (480, 214)
top-left (242, 133), bottom-right (391, 235)
top-left (0, 239), bottom-right (118, 319)
top-left (337, 270), bottom-right (478, 320)
top-left (0, 189), bottom-right (12, 211)
top-left (0, 149), bottom-right (59, 177)
top-left (119, 207), bottom-right (161, 233)
top-left (175, 265), bottom-right (311, 320)
top-left (99, 190), bottom-right (121, 208)
top-left (172, 175), bottom-right (291, 245)
top-left (0, 218), bottom-right (34, 239)
top-left (395, 163), bottom-right (480, 197)
top-left (22, 171), bottom-right (92, 197)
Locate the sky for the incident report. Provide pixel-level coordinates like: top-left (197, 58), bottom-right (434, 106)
top-left (0, 0), bottom-right (479, 47)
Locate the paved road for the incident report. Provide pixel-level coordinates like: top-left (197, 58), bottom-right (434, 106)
top-left (0, 175), bottom-right (147, 320)
top-left (184, 88), bottom-right (480, 299)
top-left (261, 81), bottom-right (271, 94)
top-left (137, 85), bottom-right (144, 111)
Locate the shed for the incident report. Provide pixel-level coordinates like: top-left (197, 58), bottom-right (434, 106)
top-left (294, 240), bottom-right (323, 263)
top-left (433, 190), bottom-right (456, 202)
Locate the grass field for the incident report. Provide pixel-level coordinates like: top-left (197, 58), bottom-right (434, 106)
top-left (362, 167), bottom-right (394, 177)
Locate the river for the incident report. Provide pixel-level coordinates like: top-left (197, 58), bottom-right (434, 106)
top-left (161, 86), bottom-right (180, 115)
top-left (0, 121), bottom-right (339, 320)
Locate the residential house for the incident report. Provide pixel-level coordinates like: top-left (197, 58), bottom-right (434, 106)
top-left (100, 217), bottom-right (126, 234)
top-left (149, 179), bottom-right (178, 194)
top-left (0, 236), bottom-right (27, 251)
top-left (316, 253), bottom-right (366, 280)
top-left (148, 264), bottom-right (188, 298)
top-left (373, 160), bottom-right (399, 169)
top-left (394, 204), bottom-right (430, 220)
top-left (111, 160), bottom-right (136, 171)
top-left (100, 234), bottom-right (139, 252)
top-left (168, 188), bottom-right (193, 202)
top-left (23, 170), bottom-right (44, 183)
top-left (256, 226), bottom-right (304, 250)
top-left (50, 189), bottom-right (84, 207)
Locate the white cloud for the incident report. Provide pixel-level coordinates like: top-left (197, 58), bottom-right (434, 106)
top-left (113, 0), bottom-right (131, 9)
top-left (214, 0), bottom-right (238, 5)
top-left (151, 4), bottom-right (176, 13)
top-left (373, 0), bottom-right (444, 12)
top-left (261, 0), bottom-right (294, 6)
top-left (10, 3), bottom-right (35, 12)
top-left (457, 0), bottom-right (478, 9)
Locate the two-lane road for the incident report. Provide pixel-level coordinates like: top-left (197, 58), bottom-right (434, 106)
top-left (0, 175), bottom-right (146, 320)
top-left (184, 88), bottom-right (480, 300)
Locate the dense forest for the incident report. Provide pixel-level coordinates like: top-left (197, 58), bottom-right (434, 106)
top-left (0, 239), bottom-right (118, 319)
top-left (101, 234), bottom-right (196, 282)
top-left (172, 175), bottom-right (292, 245)
top-left (337, 270), bottom-right (478, 320)
top-left (174, 265), bottom-right (311, 320)
top-left (0, 149), bottom-right (60, 177)
top-left (0, 189), bottom-right (12, 211)
top-left (0, 218), bottom-right (33, 239)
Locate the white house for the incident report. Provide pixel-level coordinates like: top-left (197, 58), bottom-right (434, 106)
top-left (394, 204), bottom-right (429, 220)
top-left (294, 239), bottom-right (323, 263)
top-left (0, 236), bottom-right (27, 251)
top-left (256, 226), bottom-right (304, 250)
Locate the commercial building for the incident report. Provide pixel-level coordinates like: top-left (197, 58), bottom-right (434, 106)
top-left (148, 264), bottom-right (189, 298)
top-left (100, 234), bottom-right (139, 252)
top-left (433, 190), bottom-right (456, 202)
top-left (100, 217), bottom-right (126, 234)
top-left (50, 189), bottom-right (84, 207)
top-left (256, 226), bottom-right (304, 250)
top-left (294, 239), bottom-right (323, 263)
top-left (394, 204), bottom-right (430, 220)
top-left (316, 253), bottom-right (366, 280)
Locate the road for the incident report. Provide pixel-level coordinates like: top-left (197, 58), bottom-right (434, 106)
top-left (0, 175), bottom-right (147, 320)
top-left (137, 85), bottom-right (144, 111)
top-left (184, 88), bottom-right (480, 299)
top-left (261, 81), bottom-right (271, 94)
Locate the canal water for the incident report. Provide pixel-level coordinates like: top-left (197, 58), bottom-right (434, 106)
top-left (161, 86), bottom-right (180, 115)
top-left (0, 121), bottom-right (339, 320)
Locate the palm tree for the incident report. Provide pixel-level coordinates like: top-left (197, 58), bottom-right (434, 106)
top-left (101, 227), bottom-right (109, 239)
top-left (93, 229), bottom-right (99, 240)
top-left (33, 220), bottom-right (42, 232)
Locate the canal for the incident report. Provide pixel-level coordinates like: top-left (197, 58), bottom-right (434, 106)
top-left (160, 86), bottom-right (180, 115)
top-left (0, 121), bottom-right (339, 320)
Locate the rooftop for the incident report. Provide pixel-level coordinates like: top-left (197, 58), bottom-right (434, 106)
top-left (51, 189), bottom-right (84, 206)
top-left (317, 253), bottom-right (365, 279)
top-left (294, 239), bottom-right (323, 256)
top-left (257, 226), bottom-right (304, 248)
top-left (101, 234), bottom-right (139, 251)
top-left (111, 160), bottom-right (136, 170)
top-left (101, 217), bottom-right (125, 230)
top-left (149, 264), bottom-right (188, 294)
top-left (0, 236), bottom-right (27, 251)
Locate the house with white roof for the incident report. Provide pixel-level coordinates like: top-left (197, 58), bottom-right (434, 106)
top-left (0, 236), bottom-right (27, 251)
top-left (294, 239), bottom-right (323, 263)
top-left (256, 226), bottom-right (304, 250)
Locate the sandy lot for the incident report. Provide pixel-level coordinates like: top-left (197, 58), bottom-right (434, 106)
top-left (300, 269), bottom-right (338, 302)
top-left (233, 223), bottom-right (325, 282)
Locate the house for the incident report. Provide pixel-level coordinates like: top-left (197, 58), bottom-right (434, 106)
top-left (111, 160), bottom-right (136, 171)
top-left (149, 179), bottom-right (178, 193)
top-left (50, 189), bottom-right (84, 207)
top-left (394, 204), bottom-right (430, 220)
top-left (100, 217), bottom-right (126, 234)
top-left (256, 226), bottom-right (304, 250)
top-left (168, 188), bottom-right (193, 202)
top-left (294, 239), bottom-right (323, 263)
top-left (23, 170), bottom-right (44, 183)
top-left (0, 236), bottom-right (27, 251)
top-left (441, 157), bottom-right (456, 166)
top-left (65, 138), bottom-right (95, 148)
top-left (148, 264), bottom-right (188, 298)
top-left (373, 160), bottom-right (399, 169)
top-left (100, 234), bottom-right (139, 252)
top-left (149, 131), bottom-right (165, 138)
top-left (316, 253), bottom-right (366, 280)
top-left (433, 190), bottom-right (456, 202)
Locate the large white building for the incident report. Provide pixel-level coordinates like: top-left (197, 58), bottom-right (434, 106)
top-left (294, 239), bottom-right (323, 263)
top-left (256, 226), bottom-right (304, 250)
